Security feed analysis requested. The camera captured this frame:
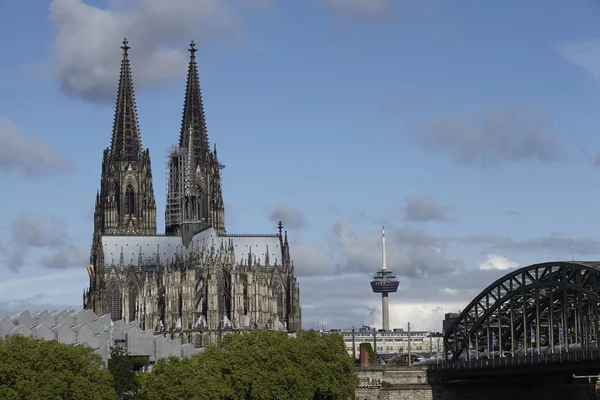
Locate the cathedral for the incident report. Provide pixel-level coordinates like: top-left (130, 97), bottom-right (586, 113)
top-left (83, 39), bottom-right (302, 346)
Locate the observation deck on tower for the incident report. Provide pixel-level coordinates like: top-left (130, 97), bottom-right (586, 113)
top-left (370, 226), bottom-right (399, 331)
top-left (370, 269), bottom-right (399, 293)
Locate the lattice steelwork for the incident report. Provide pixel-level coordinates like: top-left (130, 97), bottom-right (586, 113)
top-left (444, 261), bottom-right (600, 362)
top-left (165, 145), bottom-right (186, 231)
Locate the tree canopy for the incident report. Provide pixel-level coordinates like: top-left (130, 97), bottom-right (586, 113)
top-left (139, 330), bottom-right (358, 400)
top-left (108, 346), bottom-right (149, 399)
top-left (0, 334), bottom-right (117, 400)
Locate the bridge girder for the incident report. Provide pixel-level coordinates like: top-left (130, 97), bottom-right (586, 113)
top-left (443, 261), bottom-right (600, 362)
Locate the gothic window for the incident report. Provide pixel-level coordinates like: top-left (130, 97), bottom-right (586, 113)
top-left (129, 281), bottom-right (138, 322)
top-left (113, 181), bottom-right (121, 214)
top-left (125, 184), bottom-right (135, 215)
top-left (107, 278), bottom-right (121, 321)
top-left (277, 286), bottom-right (285, 321)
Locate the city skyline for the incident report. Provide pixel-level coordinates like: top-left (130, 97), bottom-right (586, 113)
top-left (2, 0), bottom-right (600, 332)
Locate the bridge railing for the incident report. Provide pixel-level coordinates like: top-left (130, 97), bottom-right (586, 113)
top-left (355, 366), bottom-right (425, 372)
top-left (429, 350), bottom-right (600, 371)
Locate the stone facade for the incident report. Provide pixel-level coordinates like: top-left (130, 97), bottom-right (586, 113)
top-left (83, 39), bottom-right (301, 346)
top-left (354, 367), bottom-right (433, 400)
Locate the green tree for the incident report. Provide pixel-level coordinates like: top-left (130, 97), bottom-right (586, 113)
top-left (138, 330), bottom-right (358, 400)
top-left (139, 348), bottom-right (228, 400)
top-left (108, 346), bottom-right (148, 399)
top-left (0, 334), bottom-right (117, 400)
top-left (295, 330), bottom-right (358, 400)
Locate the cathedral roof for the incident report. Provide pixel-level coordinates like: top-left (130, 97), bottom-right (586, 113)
top-left (101, 228), bottom-right (283, 267)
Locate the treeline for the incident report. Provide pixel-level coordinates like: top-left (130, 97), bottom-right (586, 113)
top-left (0, 330), bottom-right (358, 400)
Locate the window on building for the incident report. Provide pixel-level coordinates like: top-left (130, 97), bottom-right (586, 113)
top-left (125, 184), bottom-right (135, 215)
top-left (277, 286), bottom-right (285, 320)
top-left (129, 280), bottom-right (138, 322)
top-left (107, 279), bottom-right (121, 321)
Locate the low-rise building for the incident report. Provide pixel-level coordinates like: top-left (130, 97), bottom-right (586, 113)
top-left (0, 309), bottom-right (203, 366)
top-left (328, 326), bottom-right (444, 357)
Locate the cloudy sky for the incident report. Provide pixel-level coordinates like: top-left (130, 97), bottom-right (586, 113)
top-left (2, 0), bottom-right (600, 333)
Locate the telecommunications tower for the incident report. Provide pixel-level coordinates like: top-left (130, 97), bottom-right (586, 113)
top-left (370, 226), bottom-right (399, 331)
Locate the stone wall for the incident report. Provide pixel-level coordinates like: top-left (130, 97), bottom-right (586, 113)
top-left (355, 367), bottom-right (433, 400)
top-left (356, 366), bottom-right (600, 400)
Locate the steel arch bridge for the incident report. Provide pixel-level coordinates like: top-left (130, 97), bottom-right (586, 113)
top-left (443, 261), bottom-right (600, 362)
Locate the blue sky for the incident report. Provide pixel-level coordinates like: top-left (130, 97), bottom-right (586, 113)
top-left (2, 0), bottom-right (600, 332)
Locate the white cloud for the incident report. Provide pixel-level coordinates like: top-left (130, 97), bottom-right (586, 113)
top-left (320, 0), bottom-right (391, 19)
top-left (0, 269), bottom-right (87, 317)
top-left (292, 243), bottom-right (338, 276)
top-left (267, 203), bottom-right (307, 229)
top-left (404, 194), bottom-right (450, 221)
top-left (0, 116), bottom-right (72, 179)
top-left (407, 106), bottom-right (566, 167)
top-left (477, 253), bottom-right (519, 271)
top-left (299, 272), bottom-right (473, 331)
top-left (47, 0), bottom-right (260, 102)
top-left (0, 269), bottom-right (86, 300)
top-left (367, 302), bottom-right (465, 333)
top-left (1, 214), bottom-right (88, 271)
top-left (333, 221), bottom-right (460, 277)
top-left (557, 40), bottom-right (600, 83)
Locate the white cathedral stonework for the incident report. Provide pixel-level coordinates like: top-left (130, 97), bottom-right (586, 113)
top-left (83, 39), bottom-right (302, 347)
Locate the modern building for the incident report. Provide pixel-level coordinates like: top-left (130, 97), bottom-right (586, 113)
top-left (442, 312), bottom-right (459, 335)
top-left (0, 309), bottom-right (202, 366)
top-left (83, 39), bottom-right (302, 347)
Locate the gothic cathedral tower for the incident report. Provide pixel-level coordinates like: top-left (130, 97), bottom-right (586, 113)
top-left (165, 41), bottom-right (225, 242)
top-left (91, 39), bottom-right (157, 252)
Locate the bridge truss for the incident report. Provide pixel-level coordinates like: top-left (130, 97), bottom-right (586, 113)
top-left (444, 261), bottom-right (600, 362)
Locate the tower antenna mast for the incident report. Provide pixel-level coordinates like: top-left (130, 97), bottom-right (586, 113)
top-left (370, 225), bottom-right (399, 331)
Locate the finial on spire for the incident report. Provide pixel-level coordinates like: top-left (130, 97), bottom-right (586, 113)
top-left (189, 40), bottom-right (197, 57)
top-left (121, 38), bottom-right (130, 55)
top-left (278, 221), bottom-right (283, 237)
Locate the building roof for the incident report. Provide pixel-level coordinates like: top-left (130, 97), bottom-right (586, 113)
top-left (0, 308), bottom-right (202, 364)
top-left (101, 227), bottom-right (284, 267)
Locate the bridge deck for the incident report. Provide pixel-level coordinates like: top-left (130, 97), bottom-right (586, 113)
top-left (428, 350), bottom-right (600, 384)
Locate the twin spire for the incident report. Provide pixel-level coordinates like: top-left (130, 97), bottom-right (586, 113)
top-left (110, 38), bottom-right (210, 162)
top-left (110, 38), bottom-right (141, 160)
top-left (180, 40), bottom-right (210, 166)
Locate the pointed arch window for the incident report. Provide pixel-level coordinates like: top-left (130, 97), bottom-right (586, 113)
top-left (125, 184), bottom-right (135, 215)
top-left (128, 280), bottom-right (138, 322)
top-left (107, 278), bottom-right (121, 321)
top-left (114, 181), bottom-right (121, 214)
top-left (277, 286), bottom-right (285, 321)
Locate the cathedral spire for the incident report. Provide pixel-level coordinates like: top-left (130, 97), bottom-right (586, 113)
top-left (110, 38), bottom-right (142, 160)
top-left (179, 40), bottom-right (210, 165)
